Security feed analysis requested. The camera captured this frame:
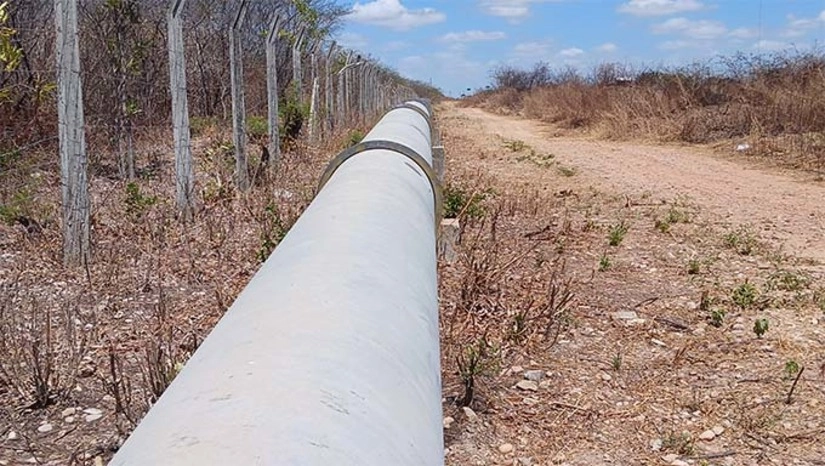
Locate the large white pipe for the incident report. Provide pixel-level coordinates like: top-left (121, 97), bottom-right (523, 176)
top-left (109, 101), bottom-right (443, 466)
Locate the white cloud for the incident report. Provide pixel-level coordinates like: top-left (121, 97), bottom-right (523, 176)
top-left (782, 12), bottom-right (825, 38)
top-left (596, 42), bottom-right (618, 53)
top-left (560, 47), bottom-right (585, 57)
top-left (618, 0), bottom-right (704, 17)
top-left (512, 40), bottom-right (553, 60)
top-left (479, 0), bottom-right (565, 22)
top-left (348, 0), bottom-right (445, 30)
top-left (652, 17), bottom-right (727, 39)
top-left (728, 27), bottom-right (757, 39)
top-left (754, 40), bottom-right (790, 52)
top-left (440, 30), bottom-right (507, 43)
top-left (336, 32), bottom-right (368, 49)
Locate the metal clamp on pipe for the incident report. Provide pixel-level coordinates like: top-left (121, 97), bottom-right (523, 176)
top-left (318, 139), bottom-right (444, 226)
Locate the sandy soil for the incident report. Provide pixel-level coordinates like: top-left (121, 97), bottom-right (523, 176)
top-left (438, 101), bottom-right (825, 466)
top-left (450, 104), bottom-right (825, 264)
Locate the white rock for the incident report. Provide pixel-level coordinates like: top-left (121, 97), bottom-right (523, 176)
top-left (443, 416), bottom-right (455, 429)
top-left (735, 143), bottom-right (751, 152)
top-left (650, 438), bottom-right (663, 451)
top-left (522, 397), bottom-right (539, 406)
top-left (462, 406), bottom-right (479, 422)
top-left (83, 408), bottom-right (103, 416)
top-left (498, 443), bottom-right (514, 454)
top-left (37, 423), bottom-right (53, 433)
top-left (712, 425), bottom-right (725, 436)
top-left (651, 339), bottom-right (667, 347)
top-left (61, 407), bottom-right (77, 417)
top-left (516, 380), bottom-right (539, 392)
top-left (612, 311), bottom-right (638, 320)
top-left (699, 429), bottom-right (716, 440)
top-left (523, 370), bottom-right (545, 381)
top-left (7, 431), bottom-right (18, 440)
top-left (601, 373), bottom-right (612, 381)
top-left (64, 416), bottom-right (75, 423)
top-left (509, 365), bottom-right (524, 374)
top-left (85, 413), bottom-right (103, 423)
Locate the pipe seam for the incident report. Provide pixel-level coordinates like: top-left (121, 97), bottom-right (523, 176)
top-left (318, 139), bottom-right (444, 226)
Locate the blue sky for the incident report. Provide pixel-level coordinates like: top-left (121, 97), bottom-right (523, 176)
top-left (337, 0), bottom-right (825, 96)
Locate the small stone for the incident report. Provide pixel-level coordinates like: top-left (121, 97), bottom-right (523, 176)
top-left (498, 443), bottom-right (514, 454)
top-left (85, 413), bottom-right (103, 423)
top-left (699, 429), bottom-right (716, 441)
top-left (601, 373), bottom-right (612, 381)
top-left (37, 423), bottom-right (53, 433)
top-left (64, 416), bottom-right (75, 423)
top-left (523, 370), bottom-right (545, 381)
top-left (509, 365), bottom-right (524, 375)
top-left (61, 407), bottom-right (77, 417)
top-left (651, 339), bottom-right (667, 347)
top-left (517, 457), bottom-right (533, 466)
top-left (83, 408), bottom-right (102, 416)
top-left (7, 431), bottom-right (18, 440)
top-left (662, 454), bottom-right (679, 463)
top-left (712, 425), bottom-right (725, 436)
top-left (516, 380), bottom-right (539, 392)
top-left (443, 416), bottom-right (455, 429)
top-left (462, 406), bottom-right (479, 422)
top-left (522, 397), bottom-right (539, 406)
top-left (612, 311), bottom-right (638, 320)
top-left (650, 438), bottom-right (663, 451)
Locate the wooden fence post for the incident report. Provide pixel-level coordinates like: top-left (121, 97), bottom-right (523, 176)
top-left (230, 0), bottom-right (249, 191)
top-left (168, 0), bottom-right (194, 219)
top-left (266, 15), bottom-right (281, 168)
top-left (55, 0), bottom-right (90, 266)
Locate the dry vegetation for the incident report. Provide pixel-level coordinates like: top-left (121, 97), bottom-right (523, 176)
top-left (0, 119), bottom-right (371, 463)
top-left (436, 106), bottom-right (825, 465)
top-left (465, 52), bottom-right (825, 172)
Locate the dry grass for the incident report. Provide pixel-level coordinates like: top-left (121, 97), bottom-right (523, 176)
top-left (0, 123), bottom-right (361, 464)
top-left (437, 108), bottom-right (825, 465)
top-left (465, 52), bottom-right (825, 172)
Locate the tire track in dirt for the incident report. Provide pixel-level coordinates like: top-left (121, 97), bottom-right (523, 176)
top-left (444, 102), bottom-right (825, 264)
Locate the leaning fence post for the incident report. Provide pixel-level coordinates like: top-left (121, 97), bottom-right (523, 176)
top-left (291, 25), bottom-right (305, 103)
top-left (168, 0), bottom-right (194, 219)
top-left (229, 0), bottom-right (249, 191)
top-left (55, 0), bottom-right (90, 267)
top-left (308, 40), bottom-right (320, 143)
top-left (324, 41), bottom-right (336, 136)
top-left (266, 15), bottom-right (281, 169)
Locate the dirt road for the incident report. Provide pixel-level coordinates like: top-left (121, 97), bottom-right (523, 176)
top-left (442, 102), bottom-right (825, 264)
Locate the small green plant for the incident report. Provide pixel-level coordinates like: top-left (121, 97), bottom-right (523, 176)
top-left (687, 259), bottom-right (701, 275)
top-left (599, 254), bottom-right (612, 271)
top-left (656, 206), bottom-right (690, 233)
top-left (443, 183), bottom-right (488, 220)
top-left (516, 149), bottom-right (555, 168)
top-left (124, 182), bottom-right (157, 217)
top-left (732, 281), bottom-right (758, 309)
top-left (608, 221), bottom-right (629, 247)
top-left (189, 116), bottom-right (219, 137)
top-left (814, 287), bottom-right (825, 312)
top-left (709, 309), bottom-right (726, 328)
top-left (256, 203), bottom-right (290, 263)
top-left (662, 431), bottom-right (695, 455)
top-left (611, 352), bottom-right (622, 371)
top-left (247, 115), bottom-right (268, 140)
top-left (456, 336), bottom-right (500, 407)
top-left (753, 318), bottom-right (769, 338)
top-left (784, 360), bottom-right (800, 380)
top-left (723, 227), bottom-right (758, 255)
top-left (557, 165), bottom-right (577, 177)
top-left (768, 270), bottom-right (809, 292)
top-left (345, 129), bottom-right (365, 147)
top-left (503, 139), bottom-right (527, 152)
